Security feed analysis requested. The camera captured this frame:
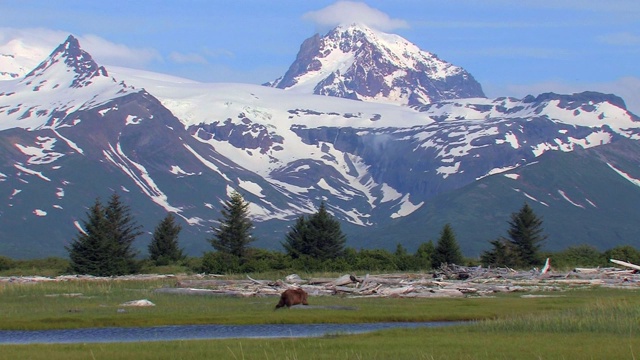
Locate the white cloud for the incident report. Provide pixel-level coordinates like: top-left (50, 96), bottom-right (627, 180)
top-left (0, 27), bottom-right (161, 70)
top-left (0, 27), bottom-right (65, 50)
top-left (484, 77), bottom-right (640, 116)
top-left (80, 34), bottom-right (161, 68)
top-left (303, 1), bottom-right (408, 31)
top-left (169, 51), bottom-right (208, 64)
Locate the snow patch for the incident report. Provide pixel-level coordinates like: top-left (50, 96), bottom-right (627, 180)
top-left (33, 209), bottom-right (47, 216)
top-left (504, 173), bottom-right (520, 180)
top-left (169, 165), bottom-right (196, 176)
top-left (557, 190), bottom-right (584, 208)
top-left (495, 132), bottom-right (520, 149)
top-left (52, 129), bottom-right (83, 154)
top-left (390, 194), bottom-right (424, 218)
top-left (607, 163), bottom-right (640, 188)
top-left (512, 188), bottom-right (548, 206)
top-left (103, 142), bottom-right (182, 214)
top-left (73, 221), bottom-right (87, 235)
top-left (477, 165), bottom-right (518, 180)
top-left (14, 136), bottom-right (63, 164)
top-left (436, 161), bottom-right (460, 179)
top-left (238, 179), bottom-right (265, 198)
top-left (183, 144), bottom-right (231, 181)
top-left (125, 115), bottom-right (142, 125)
top-left (14, 163), bottom-right (51, 181)
top-left (380, 183), bottom-right (402, 203)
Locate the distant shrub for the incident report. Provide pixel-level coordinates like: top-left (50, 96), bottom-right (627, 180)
top-left (551, 245), bottom-right (605, 269)
top-left (0, 256), bottom-right (15, 271)
top-left (604, 245), bottom-right (640, 266)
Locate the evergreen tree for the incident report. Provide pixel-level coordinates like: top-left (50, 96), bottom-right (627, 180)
top-left (209, 191), bottom-right (255, 261)
top-left (149, 213), bottom-right (184, 266)
top-left (66, 199), bottom-right (112, 276)
top-left (480, 238), bottom-right (516, 268)
top-left (104, 193), bottom-right (143, 274)
top-left (66, 194), bottom-right (142, 276)
top-left (282, 216), bottom-right (309, 259)
top-left (481, 203), bottom-right (547, 268)
top-left (282, 202), bottom-right (347, 261)
top-left (505, 203), bottom-right (547, 267)
top-left (431, 224), bottom-right (464, 267)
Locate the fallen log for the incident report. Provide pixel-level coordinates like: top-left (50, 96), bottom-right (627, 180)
top-left (285, 274), bottom-right (306, 284)
top-left (176, 279), bottom-right (249, 288)
top-left (379, 285), bottom-right (415, 296)
top-left (610, 259), bottom-right (640, 271)
top-left (332, 274), bottom-right (356, 286)
top-left (573, 267), bottom-right (601, 274)
top-left (307, 278), bottom-right (335, 285)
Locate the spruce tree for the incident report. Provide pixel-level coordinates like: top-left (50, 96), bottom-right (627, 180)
top-left (66, 199), bottom-right (112, 276)
top-left (104, 193), bottom-right (143, 274)
top-left (149, 213), bottom-right (184, 266)
top-left (282, 202), bottom-right (346, 261)
top-left (481, 203), bottom-right (547, 268)
top-left (282, 216), bottom-right (309, 259)
top-left (66, 194), bottom-right (142, 276)
top-left (505, 203), bottom-right (547, 267)
top-left (209, 191), bottom-right (255, 261)
top-left (480, 238), bottom-right (515, 268)
top-left (431, 223), bottom-right (464, 267)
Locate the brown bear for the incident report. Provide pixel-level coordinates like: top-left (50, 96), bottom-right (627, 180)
top-left (275, 288), bottom-right (309, 309)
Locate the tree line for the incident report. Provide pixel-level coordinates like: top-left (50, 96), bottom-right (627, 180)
top-left (49, 191), bottom-right (640, 276)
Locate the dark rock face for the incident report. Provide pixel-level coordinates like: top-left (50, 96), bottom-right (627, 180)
top-left (267, 24), bottom-right (485, 106)
top-left (190, 115), bottom-right (284, 154)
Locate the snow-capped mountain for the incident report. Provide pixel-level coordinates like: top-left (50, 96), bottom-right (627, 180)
top-left (0, 38), bottom-right (49, 81)
top-left (266, 24), bottom-right (485, 106)
top-left (1, 33), bottom-right (640, 259)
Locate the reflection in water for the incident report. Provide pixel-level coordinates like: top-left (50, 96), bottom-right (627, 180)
top-left (0, 322), bottom-right (460, 345)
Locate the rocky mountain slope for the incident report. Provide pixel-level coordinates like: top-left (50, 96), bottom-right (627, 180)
top-left (265, 24), bottom-right (485, 106)
top-left (1, 32), bottom-right (639, 259)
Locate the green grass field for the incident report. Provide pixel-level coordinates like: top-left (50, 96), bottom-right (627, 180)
top-left (0, 278), bottom-right (638, 359)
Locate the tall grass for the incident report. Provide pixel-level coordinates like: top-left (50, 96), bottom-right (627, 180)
top-left (475, 297), bottom-right (640, 335)
top-left (0, 284), bottom-right (639, 359)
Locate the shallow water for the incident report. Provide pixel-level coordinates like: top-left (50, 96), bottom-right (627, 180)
top-left (0, 322), bottom-right (459, 344)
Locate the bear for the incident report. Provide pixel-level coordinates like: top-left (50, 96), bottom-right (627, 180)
top-left (275, 288), bottom-right (309, 309)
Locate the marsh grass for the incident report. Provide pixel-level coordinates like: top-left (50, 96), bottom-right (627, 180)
top-left (0, 279), bottom-right (603, 330)
top-left (475, 297), bottom-right (640, 335)
top-left (0, 328), bottom-right (638, 360)
top-left (1, 280), bottom-right (639, 359)
top-left (1, 280), bottom-right (637, 331)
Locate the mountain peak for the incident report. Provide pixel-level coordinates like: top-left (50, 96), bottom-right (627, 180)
top-left (266, 25), bottom-right (485, 106)
top-left (22, 34), bottom-right (109, 89)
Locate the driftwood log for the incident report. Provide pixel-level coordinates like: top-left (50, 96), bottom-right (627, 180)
top-left (153, 259), bottom-right (640, 299)
top-left (2, 260), bottom-right (639, 300)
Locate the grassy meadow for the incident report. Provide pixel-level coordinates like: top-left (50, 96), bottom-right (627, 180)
top-left (0, 277), bottom-right (638, 359)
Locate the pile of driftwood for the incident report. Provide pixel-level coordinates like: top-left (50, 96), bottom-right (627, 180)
top-left (0, 274), bottom-right (177, 284)
top-left (155, 259), bottom-right (640, 299)
top-left (2, 259), bottom-right (638, 300)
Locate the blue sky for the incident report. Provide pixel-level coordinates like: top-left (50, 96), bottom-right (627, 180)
top-left (2, 0), bottom-right (639, 112)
